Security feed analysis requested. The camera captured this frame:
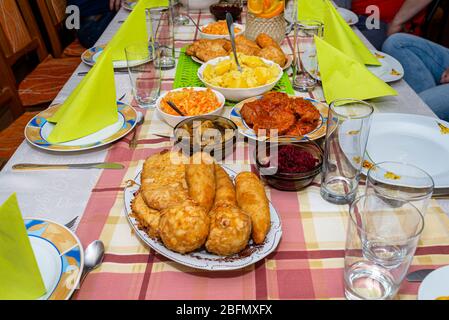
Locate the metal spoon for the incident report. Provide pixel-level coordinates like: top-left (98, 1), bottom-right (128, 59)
top-left (225, 12), bottom-right (242, 73)
top-left (167, 100), bottom-right (186, 116)
top-left (78, 240), bottom-right (105, 287)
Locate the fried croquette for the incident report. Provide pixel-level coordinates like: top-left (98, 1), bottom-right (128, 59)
top-left (213, 164), bottom-right (237, 208)
top-left (235, 172), bottom-right (271, 244)
top-left (159, 200), bottom-right (210, 254)
top-left (186, 153), bottom-right (216, 212)
top-left (141, 151), bottom-right (189, 211)
top-left (206, 205), bottom-right (252, 256)
top-left (131, 191), bottom-right (161, 238)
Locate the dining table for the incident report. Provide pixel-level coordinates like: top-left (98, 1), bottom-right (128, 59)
top-left (1, 6), bottom-right (449, 300)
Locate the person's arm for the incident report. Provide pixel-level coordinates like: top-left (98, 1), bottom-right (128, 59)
top-left (387, 0), bottom-right (433, 35)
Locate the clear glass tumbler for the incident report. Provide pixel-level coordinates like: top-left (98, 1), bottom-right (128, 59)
top-left (366, 161), bottom-right (434, 216)
top-left (292, 20), bottom-right (323, 92)
top-left (125, 42), bottom-right (161, 108)
top-left (147, 6), bottom-right (176, 70)
top-left (344, 194), bottom-right (424, 300)
top-left (320, 99), bottom-right (374, 205)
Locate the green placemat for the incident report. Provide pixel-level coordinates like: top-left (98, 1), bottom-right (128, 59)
top-left (174, 47), bottom-right (295, 105)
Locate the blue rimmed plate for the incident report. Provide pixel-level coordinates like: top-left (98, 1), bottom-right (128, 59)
top-left (25, 218), bottom-right (84, 300)
top-left (122, 0), bottom-right (137, 11)
top-left (230, 95), bottom-right (329, 142)
top-left (81, 45), bottom-right (128, 69)
top-left (24, 102), bottom-right (137, 152)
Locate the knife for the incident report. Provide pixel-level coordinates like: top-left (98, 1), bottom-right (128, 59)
top-left (12, 163), bottom-right (125, 171)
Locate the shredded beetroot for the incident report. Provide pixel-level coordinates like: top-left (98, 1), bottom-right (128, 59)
top-left (277, 145), bottom-right (319, 173)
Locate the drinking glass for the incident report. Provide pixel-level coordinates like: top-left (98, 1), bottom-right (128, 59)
top-left (320, 99), bottom-right (374, 204)
top-left (344, 194), bottom-right (424, 300)
top-left (125, 42), bottom-right (161, 108)
top-left (292, 20), bottom-right (323, 92)
top-left (147, 6), bottom-right (176, 70)
top-left (171, 0), bottom-right (189, 25)
top-left (366, 162), bottom-right (434, 216)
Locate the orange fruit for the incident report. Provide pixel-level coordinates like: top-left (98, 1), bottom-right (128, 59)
top-left (257, 1), bottom-right (284, 18)
top-left (248, 0), bottom-right (264, 14)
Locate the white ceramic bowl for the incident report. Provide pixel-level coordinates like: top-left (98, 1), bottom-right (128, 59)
top-left (181, 0), bottom-right (218, 10)
top-left (199, 22), bottom-right (245, 40)
top-left (156, 87), bottom-right (225, 127)
top-left (198, 56), bottom-right (283, 102)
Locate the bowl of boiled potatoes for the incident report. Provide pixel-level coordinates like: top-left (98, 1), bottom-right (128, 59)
top-left (197, 53), bottom-right (283, 102)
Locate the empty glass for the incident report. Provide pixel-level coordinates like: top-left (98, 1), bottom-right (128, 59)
top-left (147, 6), bottom-right (176, 70)
top-left (171, 0), bottom-right (189, 25)
top-left (366, 162), bottom-right (434, 216)
top-left (320, 99), bottom-right (374, 204)
top-left (292, 20), bottom-right (323, 92)
top-left (344, 194), bottom-right (424, 300)
top-left (125, 42), bottom-right (161, 108)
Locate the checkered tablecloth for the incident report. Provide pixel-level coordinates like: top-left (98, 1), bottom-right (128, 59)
top-left (72, 10), bottom-right (449, 300)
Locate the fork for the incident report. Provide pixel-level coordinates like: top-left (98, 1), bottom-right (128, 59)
top-left (65, 216), bottom-right (79, 230)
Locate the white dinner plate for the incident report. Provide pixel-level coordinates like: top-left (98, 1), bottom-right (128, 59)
top-left (122, 0), bottom-right (137, 11)
top-left (124, 166), bottom-right (283, 271)
top-left (25, 102), bottom-right (137, 152)
top-left (191, 54), bottom-right (293, 71)
top-left (368, 50), bottom-right (404, 83)
top-left (340, 113), bottom-right (449, 189)
top-left (81, 45), bottom-right (129, 69)
top-left (418, 265), bottom-right (449, 300)
top-left (25, 218), bottom-right (84, 300)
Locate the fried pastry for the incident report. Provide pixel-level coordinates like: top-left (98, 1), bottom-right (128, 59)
top-left (205, 205), bottom-right (252, 256)
top-left (256, 33), bottom-right (282, 51)
top-left (186, 39), bottom-right (231, 62)
top-left (235, 172), bottom-right (271, 244)
top-left (159, 200), bottom-right (210, 254)
top-left (141, 151), bottom-right (189, 211)
top-left (258, 46), bottom-right (286, 67)
top-left (131, 191), bottom-right (161, 238)
top-left (213, 164), bottom-right (237, 208)
top-left (186, 153), bottom-right (216, 212)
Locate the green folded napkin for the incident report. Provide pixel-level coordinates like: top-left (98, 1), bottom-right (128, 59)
top-left (107, 0), bottom-right (168, 62)
top-left (297, 0), bottom-right (380, 66)
top-left (47, 50), bottom-right (118, 143)
top-left (0, 194), bottom-right (46, 300)
top-left (315, 36), bottom-right (397, 104)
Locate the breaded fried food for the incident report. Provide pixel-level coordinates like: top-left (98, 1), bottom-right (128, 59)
top-left (159, 200), bottom-right (210, 254)
top-left (235, 35), bottom-right (261, 56)
top-left (206, 205), bottom-right (252, 256)
top-left (258, 46), bottom-right (286, 67)
top-left (186, 39), bottom-right (231, 62)
top-left (141, 151), bottom-right (189, 211)
top-left (235, 172), bottom-right (271, 244)
top-left (131, 191), bottom-right (161, 238)
top-left (256, 33), bottom-right (282, 51)
top-left (213, 165), bottom-right (237, 208)
top-left (186, 153), bottom-right (216, 212)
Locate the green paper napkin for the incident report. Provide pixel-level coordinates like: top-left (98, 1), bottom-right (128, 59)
top-left (107, 0), bottom-right (168, 62)
top-left (0, 194), bottom-right (46, 300)
top-left (47, 50), bottom-right (118, 143)
top-left (315, 36), bottom-right (397, 104)
top-left (297, 0), bottom-right (380, 66)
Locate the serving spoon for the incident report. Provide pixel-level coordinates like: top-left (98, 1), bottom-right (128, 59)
top-left (225, 12), bottom-right (242, 73)
top-left (167, 100), bottom-right (186, 116)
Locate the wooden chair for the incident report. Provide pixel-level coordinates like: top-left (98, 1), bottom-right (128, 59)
top-left (36, 0), bottom-right (85, 58)
top-left (0, 0), bottom-right (80, 107)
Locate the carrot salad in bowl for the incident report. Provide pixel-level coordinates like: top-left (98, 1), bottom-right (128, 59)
top-left (160, 88), bottom-right (222, 116)
top-left (201, 20), bottom-right (241, 35)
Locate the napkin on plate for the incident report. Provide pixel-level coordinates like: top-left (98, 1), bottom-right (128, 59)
top-left (297, 0), bottom-right (380, 66)
top-left (0, 194), bottom-right (46, 300)
top-left (107, 0), bottom-right (168, 62)
top-left (315, 36), bottom-right (397, 104)
top-left (47, 50), bottom-right (118, 143)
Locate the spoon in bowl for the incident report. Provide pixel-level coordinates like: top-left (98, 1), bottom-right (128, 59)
top-left (167, 100), bottom-right (186, 116)
top-left (225, 12), bottom-right (242, 73)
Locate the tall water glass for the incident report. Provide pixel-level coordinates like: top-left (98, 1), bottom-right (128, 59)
top-left (171, 0), bottom-right (189, 25)
top-left (320, 99), bottom-right (374, 204)
top-left (366, 162), bottom-right (434, 216)
top-left (344, 194), bottom-right (424, 300)
top-left (147, 6), bottom-right (176, 70)
top-left (292, 20), bottom-right (323, 92)
top-left (125, 42), bottom-right (161, 108)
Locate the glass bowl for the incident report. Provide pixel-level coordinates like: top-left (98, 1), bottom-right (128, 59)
top-left (254, 137), bottom-right (323, 191)
top-left (173, 115), bottom-right (238, 161)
